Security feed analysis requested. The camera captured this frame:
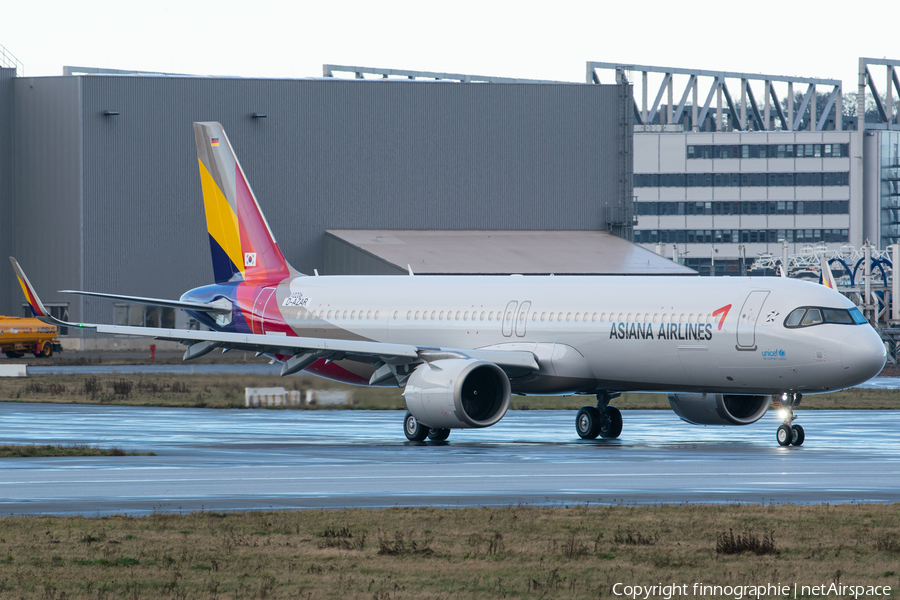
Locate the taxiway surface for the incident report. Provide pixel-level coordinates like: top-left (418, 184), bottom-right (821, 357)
top-left (1, 404), bottom-right (898, 515)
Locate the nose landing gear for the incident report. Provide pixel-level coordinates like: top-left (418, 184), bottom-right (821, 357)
top-left (775, 393), bottom-right (804, 447)
top-left (576, 392), bottom-right (623, 440)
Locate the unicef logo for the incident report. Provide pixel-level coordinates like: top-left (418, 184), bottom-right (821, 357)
top-left (778, 349), bottom-right (785, 357)
top-left (762, 349), bottom-right (786, 360)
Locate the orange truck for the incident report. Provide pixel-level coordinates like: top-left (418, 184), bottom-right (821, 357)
top-left (0, 316), bottom-right (62, 358)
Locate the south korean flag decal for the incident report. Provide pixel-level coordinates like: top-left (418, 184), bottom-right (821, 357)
top-left (244, 252), bottom-right (257, 267)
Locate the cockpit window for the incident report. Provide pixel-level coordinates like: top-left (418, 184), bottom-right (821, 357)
top-left (849, 307), bottom-right (867, 324)
top-left (801, 309), bottom-right (823, 326)
top-left (822, 308), bottom-right (855, 325)
top-left (785, 308), bottom-right (805, 327)
top-left (784, 306), bottom-right (867, 328)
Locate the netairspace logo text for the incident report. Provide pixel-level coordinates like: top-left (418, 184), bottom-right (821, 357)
top-left (612, 582), bottom-right (892, 599)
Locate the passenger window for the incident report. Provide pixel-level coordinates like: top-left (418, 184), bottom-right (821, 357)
top-left (801, 309), bottom-right (823, 326)
top-left (785, 309), bottom-right (805, 327)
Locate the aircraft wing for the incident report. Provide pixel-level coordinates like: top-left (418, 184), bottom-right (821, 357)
top-left (11, 257), bottom-right (538, 375)
top-left (59, 290), bottom-right (230, 313)
top-left (87, 324), bottom-right (538, 371)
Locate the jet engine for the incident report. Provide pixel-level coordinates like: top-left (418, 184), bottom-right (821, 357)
top-left (403, 359), bottom-right (511, 429)
top-left (667, 393), bottom-right (769, 426)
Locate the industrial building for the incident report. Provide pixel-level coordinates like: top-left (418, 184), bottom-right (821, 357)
top-left (585, 60), bottom-right (900, 275)
top-left (0, 58), bottom-right (657, 347)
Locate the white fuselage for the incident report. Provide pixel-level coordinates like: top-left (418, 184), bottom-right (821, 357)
top-left (251, 274), bottom-right (886, 396)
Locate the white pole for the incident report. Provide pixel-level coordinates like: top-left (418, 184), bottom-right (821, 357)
top-left (672, 244), bottom-right (679, 265)
top-left (864, 242), bottom-right (872, 322)
top-left (892, 244), bottom-right (900, 322)
top-left (782, 240), bottom-right (789, 276)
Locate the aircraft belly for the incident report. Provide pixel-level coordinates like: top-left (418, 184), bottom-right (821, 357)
top-left (592, 337), bottom-right (690, 390)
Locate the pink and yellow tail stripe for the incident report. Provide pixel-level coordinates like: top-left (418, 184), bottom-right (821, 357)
top-left (9, 257), bottom-right (48, 318)
top-left (821, 258), bottom-right (837, 290)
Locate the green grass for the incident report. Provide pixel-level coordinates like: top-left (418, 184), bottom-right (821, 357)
top-left (0, 504), bottom-right (897, 599)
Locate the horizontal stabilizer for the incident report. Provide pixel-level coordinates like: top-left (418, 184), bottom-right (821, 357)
top-left (60, 290), bottom-right (230, 313)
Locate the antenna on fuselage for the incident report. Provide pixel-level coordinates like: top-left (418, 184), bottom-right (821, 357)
top-left (407, 265), bottom-right (414, 276)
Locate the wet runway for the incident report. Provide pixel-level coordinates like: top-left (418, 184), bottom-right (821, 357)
top-left (1, 403), bottom-right (899, 515)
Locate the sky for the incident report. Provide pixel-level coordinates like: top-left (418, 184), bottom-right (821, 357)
top-left (1, 0), bottom-right (895, 95)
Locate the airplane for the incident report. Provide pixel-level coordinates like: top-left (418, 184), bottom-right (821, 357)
top-left (11, 122), bottom-right (887, 447)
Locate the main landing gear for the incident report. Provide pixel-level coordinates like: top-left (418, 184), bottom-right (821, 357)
top-left (576, 392), bottom-right (623, 440)
top-left (403, 411), bottom-right (451, 442)
top-left (775, 392), bottom-right (804, 447)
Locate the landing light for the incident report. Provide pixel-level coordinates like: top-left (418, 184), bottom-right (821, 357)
top-left (777, 409), bottom-right (789, 421)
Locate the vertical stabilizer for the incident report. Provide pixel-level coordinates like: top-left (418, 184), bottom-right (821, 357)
top-left (821, 256), bottom-right (837, 289)
top-left (194, 122), bottom-right (296, 284)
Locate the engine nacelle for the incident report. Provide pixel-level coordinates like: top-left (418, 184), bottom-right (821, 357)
top-left (667, 393), bottom-right (769, 426)
top-left (403, 359), bottom-right (511, 429)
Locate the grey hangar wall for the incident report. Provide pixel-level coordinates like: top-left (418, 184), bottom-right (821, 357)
top-left (2, 75), bottom-right (631, 332)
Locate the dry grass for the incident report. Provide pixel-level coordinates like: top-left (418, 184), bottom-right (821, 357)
top-left (0, 373), bottom-right (898, 410)
top-left (0, 504), bottom-right (897, 599)
top-left (0, 444), bottom-right (155, 458)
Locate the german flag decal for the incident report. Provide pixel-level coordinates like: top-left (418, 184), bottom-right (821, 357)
top-left (210, 138), bottom-right (220, 147)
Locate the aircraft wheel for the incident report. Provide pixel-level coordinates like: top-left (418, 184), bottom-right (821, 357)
top-left (427, 428), bottom-right (450, 441)
top-left (790, 424), bottom-right (805, 446)
top-left (599, 405), bottom-right (623, 439)
top-left (404, 411), bottom-right (428, 442)
top-left (576, 406), bottom-right (601, 439)
top-left (776, 424), bottom-right (792, 446)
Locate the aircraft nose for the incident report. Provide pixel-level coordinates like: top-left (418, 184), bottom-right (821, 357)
top-left (840, 328), bottom-right (886, 386)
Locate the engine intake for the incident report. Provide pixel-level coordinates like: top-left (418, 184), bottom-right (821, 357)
top-left (667, 393), bottom-right (769, 426)
top-left (403, 359), bottom-right (511, 429)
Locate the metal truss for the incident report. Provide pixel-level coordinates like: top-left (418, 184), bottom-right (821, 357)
top-left (0, 44), bottom-right (23, 76)
top-left (322, 65), bottom-right (561, 84)
top-left (63, 66), bottom-right (197, 77)
top-left (587, 62), bottom-right (843, 132)
top-left (858, 58), bottom-right (900, 130)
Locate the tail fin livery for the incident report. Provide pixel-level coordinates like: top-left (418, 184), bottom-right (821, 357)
top-left (821, 256), bottom-right (837, 289)
top-left (194, 122), bottom-right (296, 284)
top-left (10, 257), bottom-right (50, 320)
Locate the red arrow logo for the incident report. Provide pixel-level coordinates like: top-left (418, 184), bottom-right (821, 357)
top-left (712, 304), bottom-right (732, 330)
